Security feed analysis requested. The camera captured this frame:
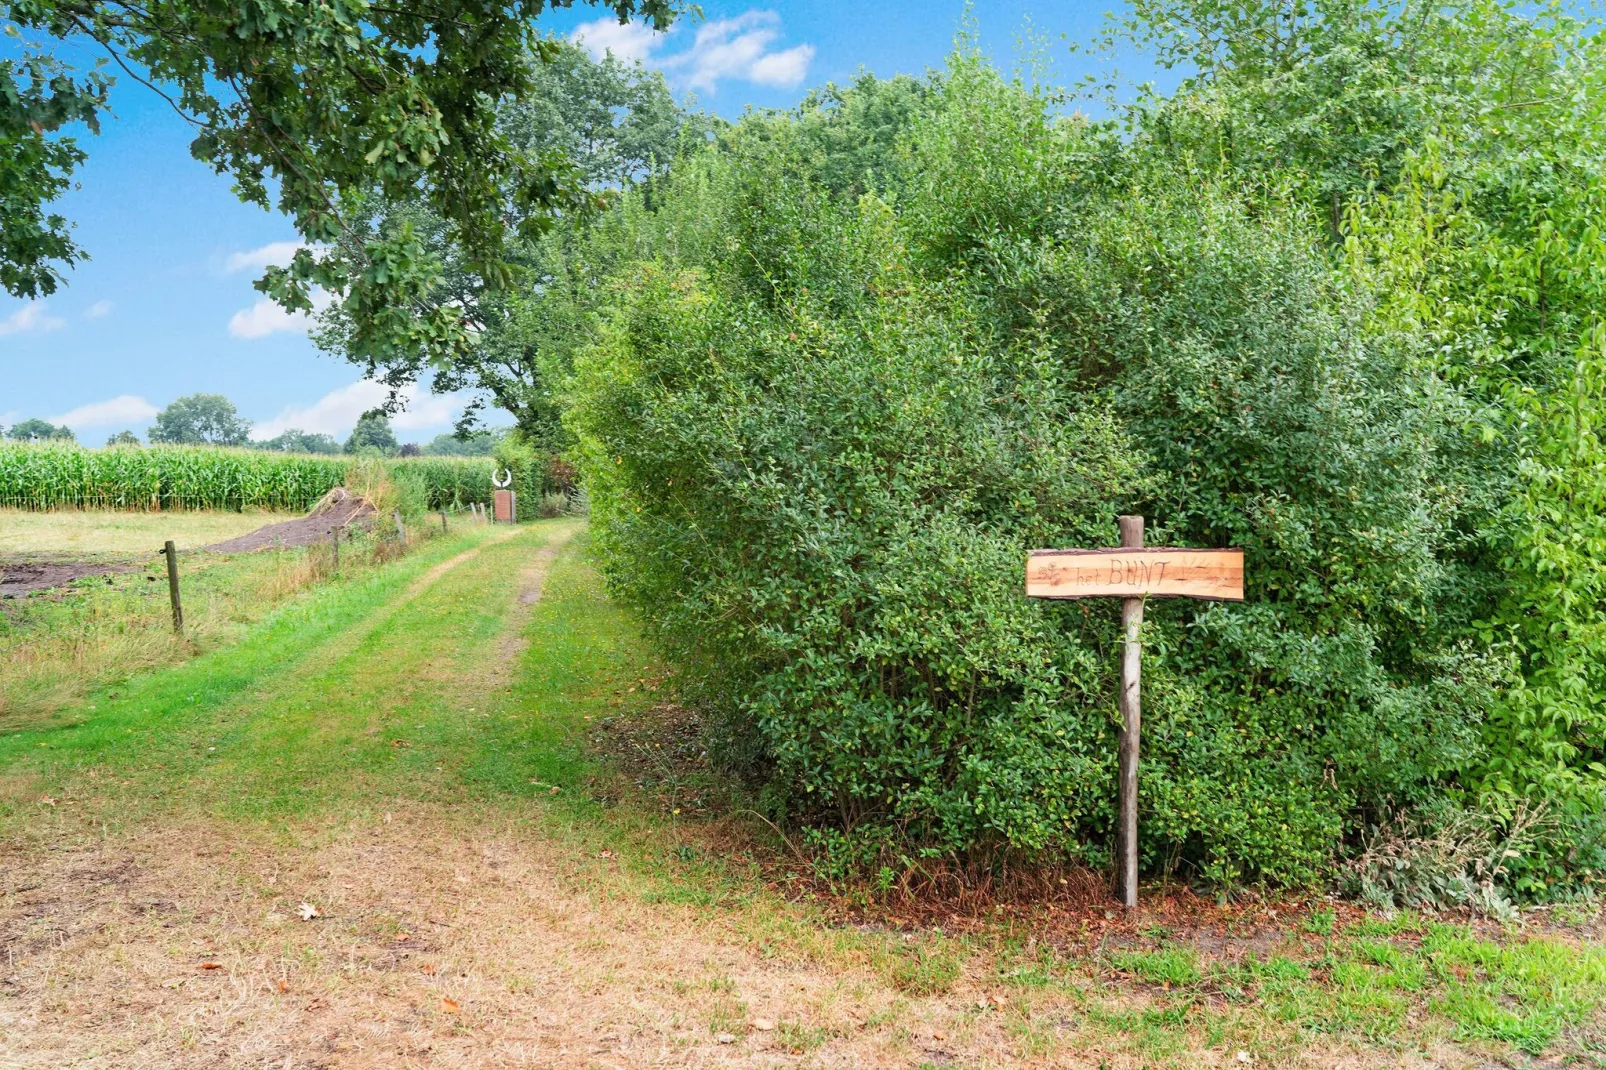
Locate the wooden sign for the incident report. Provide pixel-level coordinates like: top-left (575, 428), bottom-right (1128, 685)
top-left (1026, 548), bottom-right (1243, 601)
top-left (1026, 517), bottom-right (1244, 910)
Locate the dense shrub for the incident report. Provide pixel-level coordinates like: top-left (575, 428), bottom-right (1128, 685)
top-left (568, 58), bottom-right (1496, 886)
top-left (565, 0), bottom-right (1606, 893)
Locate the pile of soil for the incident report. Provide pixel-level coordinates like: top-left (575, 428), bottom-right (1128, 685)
top-left (0, 561), bottom-right (131, 599)
top-left (203, 487), bottom-right (376, 553)
top-left (0, 489), bottom-right (378, 598)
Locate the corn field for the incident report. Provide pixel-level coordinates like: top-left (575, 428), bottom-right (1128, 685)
top-left (0, 442), bottom-right (497, 513)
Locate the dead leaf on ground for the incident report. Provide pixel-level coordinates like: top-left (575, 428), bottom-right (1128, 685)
top-left (276, 980), bottom-right (290, 993)
top-left (395, 932), bottom-right (412, 942)
top-left (440, 997), bottom-right (460, 1014)
top-left (199, 962), bottom-right (221, 970)
top-left (753, 1018), bottom-right (776, 1031)
top-left (420, 964), bottom-right (436, 975)
top-left (297, 902), bottom-right (322, 921)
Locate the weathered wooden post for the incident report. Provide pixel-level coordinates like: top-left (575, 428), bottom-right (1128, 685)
top-left (331, 526), bottom-right (340, 573)
top-left (1026, 518), bottom-right (1244, 909)
top-left (440, 509), bottom-right (448, 533)
top-left (162, 540), bottom-right (183, 634)
top-left (1116, 515), bottom-right (1144, 911)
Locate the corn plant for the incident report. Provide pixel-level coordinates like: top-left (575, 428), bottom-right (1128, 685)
top-left (0, 442), bottom-right (498, 514)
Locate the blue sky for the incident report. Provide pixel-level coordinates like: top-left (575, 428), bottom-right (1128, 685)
top-left (0, 2), bottom-right (1154, 446)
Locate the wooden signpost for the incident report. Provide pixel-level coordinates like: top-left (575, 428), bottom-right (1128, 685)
top-left (1026, 516), bottom-right (1244, 909)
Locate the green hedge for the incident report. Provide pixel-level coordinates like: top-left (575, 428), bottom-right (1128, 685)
top-left (568, 57), bottom-right (1495, 887)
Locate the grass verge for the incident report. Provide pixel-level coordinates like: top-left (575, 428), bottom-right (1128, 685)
top-left (2, 527), bottom-right (1604, 1067)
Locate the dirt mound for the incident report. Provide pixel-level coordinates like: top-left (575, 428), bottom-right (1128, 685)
top-left (0, 560), bottom-right (131, 599)
top-left (203, 488), bottom-right (376, 553)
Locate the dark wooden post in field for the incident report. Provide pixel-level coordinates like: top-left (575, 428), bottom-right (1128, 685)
top-left (162, 540), bottom-right (183, 634)
top-left (440, 509), bottom-right (448, 533)
top-left (1025, 517), bottom-right (1244, 909)
top-left (331, 526), bottom-right (340, 573)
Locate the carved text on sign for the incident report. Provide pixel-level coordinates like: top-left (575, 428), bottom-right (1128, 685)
top-left (1025, 548), bottom-right (1244, 601)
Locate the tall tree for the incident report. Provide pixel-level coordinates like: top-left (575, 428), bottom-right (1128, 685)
top-left (344, 412), bottom-right (399, 455)
top-left (314, 38), bottom-right (712, 443)
top-left (7, 418), bottom-right (74, 441)
top-left (147, 393), bottom-right (251, 445)
top-left (255, 429), bottom-right (341, 454)
top-left (2, 0), bottom-right (681, 360)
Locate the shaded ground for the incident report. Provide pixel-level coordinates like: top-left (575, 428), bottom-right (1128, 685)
top-left (0, 523), bottom-right (1600, 1068)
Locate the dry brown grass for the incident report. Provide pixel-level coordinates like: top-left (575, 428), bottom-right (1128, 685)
top-left (0, 803), bottom-right (1516, 1070)
top-left (0, 508), bottom-right (294, 555)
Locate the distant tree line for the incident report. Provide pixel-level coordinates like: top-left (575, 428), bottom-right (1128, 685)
top-left (6, 393), bottom-right (505, 455)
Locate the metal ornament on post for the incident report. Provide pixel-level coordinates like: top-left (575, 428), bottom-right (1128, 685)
top-left (492, 467), bottom-right (516, 524)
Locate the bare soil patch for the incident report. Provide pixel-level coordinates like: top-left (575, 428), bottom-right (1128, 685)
top-left (0, 491), bottom-right (374, 599)
top-left (203, 487), bottom-right (377, 553)
top-left (0, 559), bottom-right (132, 598)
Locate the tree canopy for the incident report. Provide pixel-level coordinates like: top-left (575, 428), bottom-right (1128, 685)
top-left (313, 37), bottom-right (713, 442)
top-left (254, 428), bottom-right (341, 454)
top-left (2, 0), bottom-right (682, 360)
top-left (344, 412), bottom-right (399, 455)
top-left (147, 393), bottom-right (251, 445)
top-left (6, 418), bottom-right (74, 441)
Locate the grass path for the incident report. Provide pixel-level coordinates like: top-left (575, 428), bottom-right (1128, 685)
top-left (1, 522), bottom-right (1603, 1068)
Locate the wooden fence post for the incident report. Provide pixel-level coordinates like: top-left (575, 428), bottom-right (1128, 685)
top-left (331, 526), bottom-right (340, 573)
top-left (162, 540), bottom-right (183, 634)
top-left (440, 509), bottom-right (448, 533)
top-left (1116, 515), bottom-right (1145, 909)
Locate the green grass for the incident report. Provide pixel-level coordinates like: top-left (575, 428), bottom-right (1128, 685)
top-left (4, 524), bottom-right (1606, 1066)
top-left (0, 518), bottom-right (454, 727)
top-left (0, 523), bottom-right (581, 824)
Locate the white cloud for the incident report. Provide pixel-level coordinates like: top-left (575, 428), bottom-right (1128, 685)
top-left (49, 394), bottom-right (158, 431)
top-left (227, 291), bottom-right (335, 340)
top-left (225, 240), bottom-right (307, 274)
top-left (0, 301), bottom-right (66, 337)
top-left (747, 43), bottom-right (816, 88)
top-left (253, 379), bottom-right (465, 441)
top-left (671, 12), bottom-right (814, 92)
top-left (571, 16), bottom-right (664, 62)
top-left (572, 9), bottom-right (813, 94)
top-left (229, 298), bottom-right (313, 340)
top-left (85, 300), bottom-right (114, 319)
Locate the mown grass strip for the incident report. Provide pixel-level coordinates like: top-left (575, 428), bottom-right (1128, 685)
top-left (0, 524), bottom-right (528, 825)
